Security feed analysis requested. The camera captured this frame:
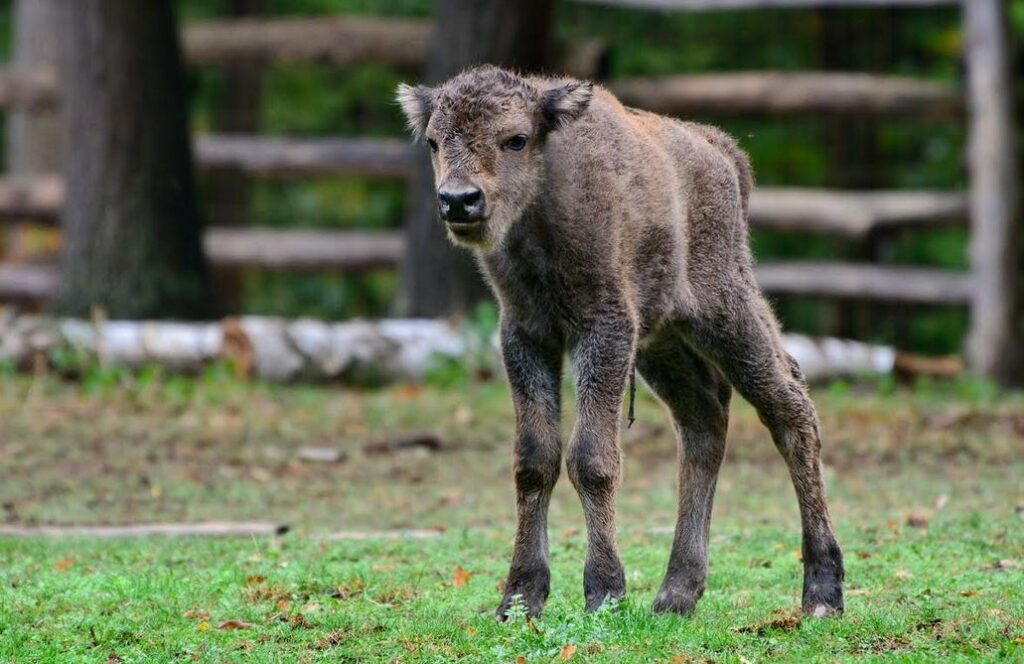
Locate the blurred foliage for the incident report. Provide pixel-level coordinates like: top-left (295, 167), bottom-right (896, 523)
top-left (2, 1), bottom-right (1021, 352)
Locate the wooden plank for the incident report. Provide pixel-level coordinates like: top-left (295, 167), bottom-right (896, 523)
top-left (182, 17), bottom-right (604, 78)
top-left (572, 0), bottom-right (958, 10)
top-left (0, 522), bottom-right (289, 538)
top-left (610, 72), bottom-right (962, 119)
top-left (196, 135), bottom-right (415, 180)
top-left (963, 0), bottom-right (1023, 386)
top-left (749, 189), bottom-right (967, 238)
top-left (0, 263), bottom-right (59, 300)
top-left (0, 67), bottom-right (57, 111)
top-left (0, 174), bottom-right (63, 221)
top-left (0, 172), bottom-right (969, 242)
top-left (203, 228), bottom-right (404, 272)
top-left (755, 262), bottom-right (973, 304)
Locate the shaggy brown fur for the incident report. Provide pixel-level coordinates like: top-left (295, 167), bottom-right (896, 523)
top-left (397, 65), bottom-right (844, 619)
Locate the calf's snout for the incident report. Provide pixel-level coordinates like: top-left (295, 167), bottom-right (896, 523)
top-left (438, 186), bottom-right (485, 222)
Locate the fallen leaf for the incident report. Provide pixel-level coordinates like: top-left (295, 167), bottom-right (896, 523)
top-left (516, 657), bottom-right (527, 664)
top-left (197, 621), bottom-right (210, 632)
top-left (960, 590), bottom-right (979, 597)
top-left (906, 513), bottom-right (929, 529)
top-left (183, 609), bottom-right (211, 620)
top-left (218, 620), bottom-right (254, 631)
top-left (244, 575), bottom-right (266, 586)
top-left (735, 610), bottom-right (802, 635)
top-left (54, 558), bottom-right (75, 572)
top-left (561, 644), bottom-right (577, 660)
top-left (453, 566), bottom-right (472, 588)
top-left (277, 599), bottom-right (291, 612)
top-left (466, 626), bottom-right (477, 637)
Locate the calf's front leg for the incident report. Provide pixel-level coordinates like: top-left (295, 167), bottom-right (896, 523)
top-left (566, 317), bottom-right (634, 612)
top-left (497, 322), bottom-right (564, 620)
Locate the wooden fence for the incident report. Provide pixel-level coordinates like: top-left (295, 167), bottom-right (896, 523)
top-left (0, 0), bottom-right (1016, 374)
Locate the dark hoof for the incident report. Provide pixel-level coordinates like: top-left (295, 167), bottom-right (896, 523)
top-left (496, 573), bottom-right (549, 621)
top-left (802, 564), bottom-right (844, 618)
top-left (651, 582), bottom-right (703, 617)
top-left (583, 564), bottom-right (626, 613)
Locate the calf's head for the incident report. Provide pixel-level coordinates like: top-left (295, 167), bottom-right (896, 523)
top-left (397, 66), bottom-right (593, 249)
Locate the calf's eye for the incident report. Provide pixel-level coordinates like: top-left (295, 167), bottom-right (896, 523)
top-left (503, 135), bottom-right (528, 151)
top-left (427, 138), bottom-right (439, 153)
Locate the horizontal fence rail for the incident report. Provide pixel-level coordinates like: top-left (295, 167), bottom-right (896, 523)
top-left (609, 72), bottom-right (962, 119)
top-left (0, 170), bottom-right (968, 240)
top-left (196, 135), bottom-right (415, 180)
top-left (0, 68), bottom-right (963, 122)
top-left (182, 17), bottom-right (604, 78)
top-left (0, 231), bottom-right (972, 306)
top-left (571, 0), bottom-right (959, 10)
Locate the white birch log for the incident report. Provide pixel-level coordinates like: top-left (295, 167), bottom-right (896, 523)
top-left (0, 314), bottom-right (894, 384)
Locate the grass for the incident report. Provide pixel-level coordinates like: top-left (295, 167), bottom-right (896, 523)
top-left (0, 372), bottom-right (1022, 661)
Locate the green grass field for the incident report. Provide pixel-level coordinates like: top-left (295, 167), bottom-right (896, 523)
top-left (0, 374), bottom-right (1022, 662)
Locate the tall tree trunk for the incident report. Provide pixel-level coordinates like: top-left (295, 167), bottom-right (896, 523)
top-left (57, 0), bottom-right (214, 319)
top-left (398, 0), bottom-right (557, 317)
top-left (207, 0), bottom-right (265, 314)
top-left (964, 0), bottom-right (1023, 386)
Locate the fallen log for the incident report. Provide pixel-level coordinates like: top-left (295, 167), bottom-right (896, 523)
top-left (0, 314), bottom-right (899, 384)
top-left (610, 72), bottom-right (962, 119)
top-left (0, 522), bottom-right (289, 538)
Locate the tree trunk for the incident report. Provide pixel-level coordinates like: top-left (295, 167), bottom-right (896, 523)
top-left (398, 0), bottom-right (557, 317)
top-left (964, 0), bottom-right (1023, 386)
top-left (56, 0), bottom-right (214, 319)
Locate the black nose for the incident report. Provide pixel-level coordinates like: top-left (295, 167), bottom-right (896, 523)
top-left (438, 187), bottom-right (485, 222)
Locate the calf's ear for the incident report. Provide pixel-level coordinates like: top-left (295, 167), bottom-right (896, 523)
top-left (541, 81), bottom-right (594, 131)
top-left (396, 83), bottom-right (436, 140)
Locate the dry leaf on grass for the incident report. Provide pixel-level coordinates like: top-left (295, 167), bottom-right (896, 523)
top-left (182, 609), bottom-right (211, 620)
top-left (561, 644), bottom-right (577, 660)
top-left (906, 513), bottom-right (930, 528)
top-left (218, 620), bottom-right (254, 631)
top-left (452, 565), bottom-right (473, 588)
top-left (735, 610), bottom-right (802, 635)
top-left (54, 558), bottom-right (75, 572)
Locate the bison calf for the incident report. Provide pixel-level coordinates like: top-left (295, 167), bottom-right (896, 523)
top-left (397, 65), bottom-right (844, 619)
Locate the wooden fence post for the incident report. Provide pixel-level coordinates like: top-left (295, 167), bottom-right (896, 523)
top-left (964, 0), bottom-right (1023, 386)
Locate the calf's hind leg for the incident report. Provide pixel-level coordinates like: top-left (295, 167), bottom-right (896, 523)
top-left (691, 291), bottom-right (845, 616)
top-left (637, 334), bottom-right (730, 616)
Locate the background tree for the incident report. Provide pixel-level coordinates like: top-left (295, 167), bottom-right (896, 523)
top-left (398, 0), bottom-right (557, 317)
top-left (56, 0), bottom-right (213, 319)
